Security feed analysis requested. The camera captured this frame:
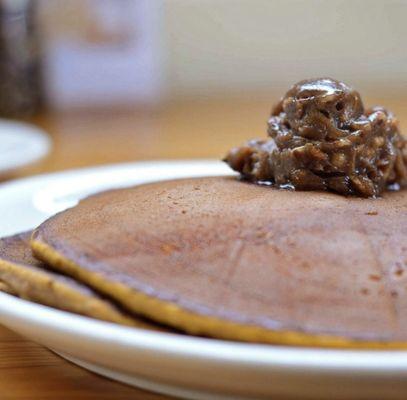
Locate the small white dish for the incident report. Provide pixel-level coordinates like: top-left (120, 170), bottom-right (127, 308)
top-left (0, 119), bottom-right (51, 178)
top-left (0, 160), bottom-right (406, 400)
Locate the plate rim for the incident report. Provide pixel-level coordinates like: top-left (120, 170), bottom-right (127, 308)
top-left (1, 289), bottom-right (407, 373)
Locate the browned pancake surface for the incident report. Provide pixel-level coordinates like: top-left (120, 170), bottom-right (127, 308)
top-left (32, 177), bottom-right (407, 344)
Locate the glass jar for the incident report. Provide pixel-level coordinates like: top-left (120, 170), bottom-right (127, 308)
top-left (0, 0), bottom-right (42, 118)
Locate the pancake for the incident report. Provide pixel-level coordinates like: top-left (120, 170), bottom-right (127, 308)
top-left (0, 279), bottom-right (15, 294)
top-left (0, 232), bottom-right (158, 328)
top-left (32, 177), bottom-right (407, 347)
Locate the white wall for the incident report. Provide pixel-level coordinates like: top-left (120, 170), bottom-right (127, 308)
top-left (164, 0), bottom-right (407, 97)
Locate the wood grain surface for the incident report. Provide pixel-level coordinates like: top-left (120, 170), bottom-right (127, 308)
top-left (1, 94), bottom-right (406, 399)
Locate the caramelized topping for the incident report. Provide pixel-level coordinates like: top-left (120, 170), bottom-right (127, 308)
top-left (225, 78), bottom-right (407, 197)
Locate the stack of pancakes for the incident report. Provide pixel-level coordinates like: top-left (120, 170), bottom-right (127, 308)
top-left (1, 177), bottom-right (406, 348)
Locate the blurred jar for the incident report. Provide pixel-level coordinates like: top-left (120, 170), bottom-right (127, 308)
top-left (0, 0), bottom-right (42, 118)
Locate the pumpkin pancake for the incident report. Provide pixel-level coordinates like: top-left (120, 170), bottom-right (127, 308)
top-left (0, 279), bottom-right (15, 294)
top-left (31, 177), bottom-right (407, 347)
top-left (0, 232), bottom-right (159, 328)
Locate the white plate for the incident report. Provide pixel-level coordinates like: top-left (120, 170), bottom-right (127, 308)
top-left (0, 160), bottom-right (407, 400)
top-left (0, 120), bottom-right (51, 177)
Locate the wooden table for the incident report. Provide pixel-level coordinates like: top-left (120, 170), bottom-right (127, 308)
top-left (1, 94), bottom-right (406, 399)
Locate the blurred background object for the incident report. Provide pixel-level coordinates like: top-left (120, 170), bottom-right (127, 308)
top-left (37, 0), bottom-right (164, 109)
top-left (2, 0), bottom-right (406, 112)
top-left (0, 0), bottom-right (42, 117)
top-left (0, 120), bottom-right (50, 179)
top-left (1, 0), bottom-right (406, 176)
top-left (163, 0), bottom-right (407, 99)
